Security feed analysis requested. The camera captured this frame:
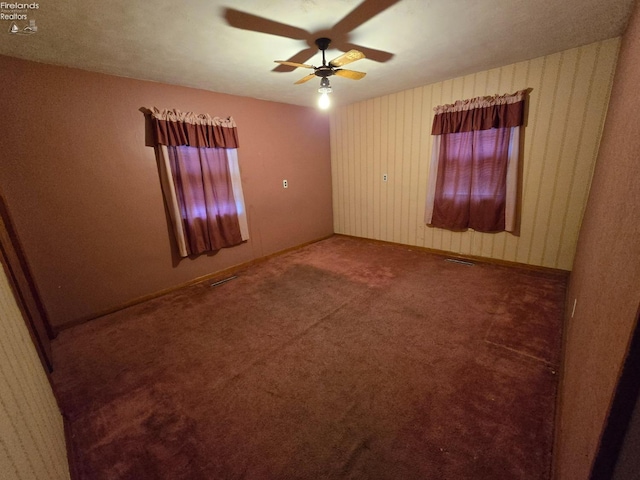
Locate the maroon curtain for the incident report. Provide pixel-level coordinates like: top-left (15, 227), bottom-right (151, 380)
top-left (431, 100), bottom-right (524, 135)
top-left (150, 108), bottom-right (244, 256)
top-left (153, 117), bottom-right (239, 148)
top-left (167, 146), bottom-right (243, 255)
top-left (431, 128), bottom-right (511, 231)
top-left (428, 90), bottom-right (526, 232)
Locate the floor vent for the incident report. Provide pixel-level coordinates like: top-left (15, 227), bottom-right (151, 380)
top-left (210, 276), bottom-right (237, 287)
top-left (445, 258), bottom-right (475, 266)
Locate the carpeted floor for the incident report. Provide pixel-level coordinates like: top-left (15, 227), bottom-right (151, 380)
top-left (51, 235), bottom-right (567, 479)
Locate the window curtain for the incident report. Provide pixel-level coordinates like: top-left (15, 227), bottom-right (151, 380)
top-left (424, 90), bottom-right (527, 233)
top-left (150, 108), bottom-right (249, 257)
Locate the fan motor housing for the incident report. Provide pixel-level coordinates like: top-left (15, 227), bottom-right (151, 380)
top-left (315, 37), bottom-right (331, 51)
top-left (315, 66), bottom-right (334, 78)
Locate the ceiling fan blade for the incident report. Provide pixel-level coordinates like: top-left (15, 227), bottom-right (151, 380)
top-left (329, 50), bottom-right (366, 67)
top-left (274, 61), bottom-right (314, 69)
top-left (294, 74), bottom-right (316, 85)
top-left (224, 8), bottom-right (309, 40)
top-left (343, 42), bottom-right (394, 63)
top-left (335, 69), bottom-right (367, 80)
top-left (272, 47), bottom-right (318, 72)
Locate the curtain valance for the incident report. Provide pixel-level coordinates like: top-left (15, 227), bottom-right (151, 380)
top-left (151, 108), bottom-right (239, 148)
top-left (431, 90), bottom-right (527, 135)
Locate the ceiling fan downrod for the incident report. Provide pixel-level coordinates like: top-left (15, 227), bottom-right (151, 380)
top-left (315, 37), bottom-right (331, 66)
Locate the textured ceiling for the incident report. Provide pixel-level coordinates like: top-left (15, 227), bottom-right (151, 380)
top-left (0, 0), bottom-right (635, 108)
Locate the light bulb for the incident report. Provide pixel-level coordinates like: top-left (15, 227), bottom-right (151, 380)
top-left (318, 92), bottom-right (330, 110)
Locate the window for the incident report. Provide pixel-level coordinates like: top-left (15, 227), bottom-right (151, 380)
top-left (150, 108), bottom-right (249, 257)
top-left (424, 90), bottom-right (527, 233)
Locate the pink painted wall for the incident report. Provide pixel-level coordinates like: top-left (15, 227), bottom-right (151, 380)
top-left (555, 1), bottom-right (640, 478)
top-left (0, 55), bottom-right (333, 329)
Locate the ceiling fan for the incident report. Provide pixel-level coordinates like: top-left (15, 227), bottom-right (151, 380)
top-left (224, 0), bottom-right (398, 73)
top-left (275, 37), bottom-right (367, 85)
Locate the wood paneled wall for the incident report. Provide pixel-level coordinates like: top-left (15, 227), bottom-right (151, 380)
top-left (0, 267), bottom-right (70, 479)
top-left (330, 38), bottom-right (619, 270)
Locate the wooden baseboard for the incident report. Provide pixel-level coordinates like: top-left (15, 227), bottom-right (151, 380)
top-left (55, 235), bottom-right (334, 332)
top-left (334, 234), bottom-right (570, 277)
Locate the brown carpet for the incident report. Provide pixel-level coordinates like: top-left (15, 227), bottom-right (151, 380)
top-left (51, 235), bottom-right (566, 480)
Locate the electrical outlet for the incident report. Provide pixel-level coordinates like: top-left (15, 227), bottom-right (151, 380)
top-left (383, 174), bottom-right (388, 182)
top-left (283, 179), bottom-right (288, 189)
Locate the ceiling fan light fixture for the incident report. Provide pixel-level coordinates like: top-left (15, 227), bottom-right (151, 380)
top-left (318, 77), bottom-right (332, 93)
top-left (318, 77), bottom-right (332, 109)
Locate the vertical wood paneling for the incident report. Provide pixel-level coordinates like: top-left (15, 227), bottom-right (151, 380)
top-left (330, 108), bottom-right (340, 232)
top-left (541, 48), bottom-right (583, 267)
top-left (331, 38), bottom-right (620, 270)
top-left (386, 93), bottom-right (397, 243)
top-left (392, 91), bottom-right (404, 244)
top-left (339, 106), bottom-right (348, 234)
top-left (408, 87), bottom-right (423, 246)
top-left (400, 90), bottom-right (414, 245)
top-left (348, 105), bottom-right (357, 236)
top-left (555, 42), bottom-right (617, 270)
top-left (372, 98), bottom-right (382, 239)
top-left (348, 106), bottom-right (357, 236)
top-left (417, 84), bottom-right (432, 247)
top-left (365, 100), bottom-right (375, 240)
top-left (552, 47), bottom-right (599, 268)
top-left (361, 101), bottom-right (368, 238)
top-left (528, 51), bottom-right (568, 266)
top-left (380, 95), bottom-right (390, 241)
top-left (0, 267), bottom-right (70, 479)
